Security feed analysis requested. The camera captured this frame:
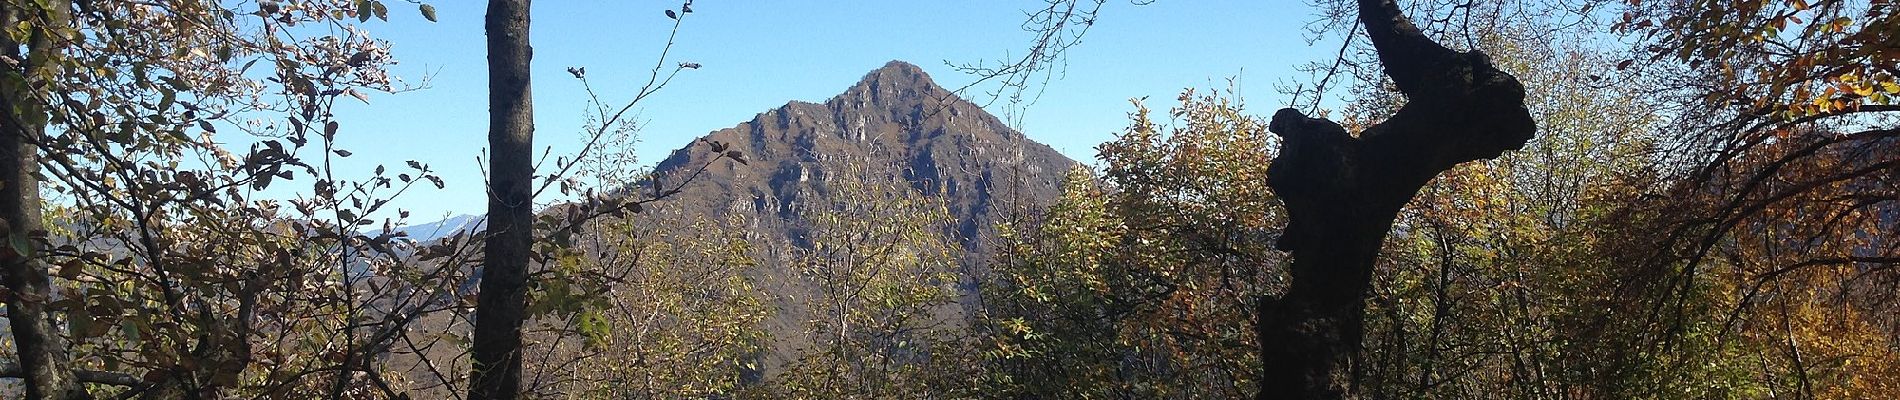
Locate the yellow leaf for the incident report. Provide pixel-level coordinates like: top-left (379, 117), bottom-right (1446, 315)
top-left (1854, 84), bottom-right (1876, 97)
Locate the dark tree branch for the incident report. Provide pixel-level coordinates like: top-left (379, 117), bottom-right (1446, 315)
top-left (0, 361), bottom-right (143, 387)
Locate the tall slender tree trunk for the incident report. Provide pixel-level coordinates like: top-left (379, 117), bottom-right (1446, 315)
top-left (0, 1), bottom-right (82, 399)
top-left (1256, 1), bottom-right (1536, 398)
top-left (469, 0), bottom-right (534, 399)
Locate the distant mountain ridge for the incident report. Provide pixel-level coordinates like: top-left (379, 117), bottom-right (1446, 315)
top-left (391, 214), bottom-right (485, 243)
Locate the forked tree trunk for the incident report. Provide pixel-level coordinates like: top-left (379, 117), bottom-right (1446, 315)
top-left (1256, 1), bottom-right (1536, 398)
top-left (469, 0), bottom-right (535, 399)
top-left (0, 1), bottom-right (83, 399)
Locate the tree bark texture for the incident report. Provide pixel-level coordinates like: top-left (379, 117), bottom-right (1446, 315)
top-left (470, 0), bottom-right (534, 399)
top-left (1256, 1), bottom-right (1536, 398)
top-left (0, 1), bottom-right (83, 398)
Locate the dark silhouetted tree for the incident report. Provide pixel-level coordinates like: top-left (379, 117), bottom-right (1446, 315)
top-left (1255, 0), bottom-right (1536, 397)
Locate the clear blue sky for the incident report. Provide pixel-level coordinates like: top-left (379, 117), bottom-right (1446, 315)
top-left (318, 1), bottom-right (1333, 220)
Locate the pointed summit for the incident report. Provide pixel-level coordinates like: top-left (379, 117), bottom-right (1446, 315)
top-left (648, 59), bottom-right (1073, 229)
top-left (878, 59), bottom-right (925, 71)
top-left (861, 60), bottom-right (934, 88)
top-left (840, 60), bottom-right (948, 105)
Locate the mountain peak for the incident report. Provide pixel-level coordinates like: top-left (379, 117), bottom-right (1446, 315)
top-left (845, 60), bottom-right (944, 98)
top-left (651, 59), bottom-right (1075, 209)
top-left (874, 59), bottom-right (927, 75)
top-left (642, 62), bottom-right (1079, 375)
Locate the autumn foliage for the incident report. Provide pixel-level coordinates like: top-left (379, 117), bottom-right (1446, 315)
top-left (0, 1), bottom-right (1896, 399)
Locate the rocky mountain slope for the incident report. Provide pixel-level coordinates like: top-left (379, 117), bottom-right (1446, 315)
top-left (649, 60), bottom-right (1075, 245)
top-left (644, 60), bottom-right (1079, 370)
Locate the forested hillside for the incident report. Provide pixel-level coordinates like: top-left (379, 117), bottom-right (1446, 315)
top-left (635, 60), bottom-right (1076, 380)
top-left (0, 0), bottom-right (1895, 399)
